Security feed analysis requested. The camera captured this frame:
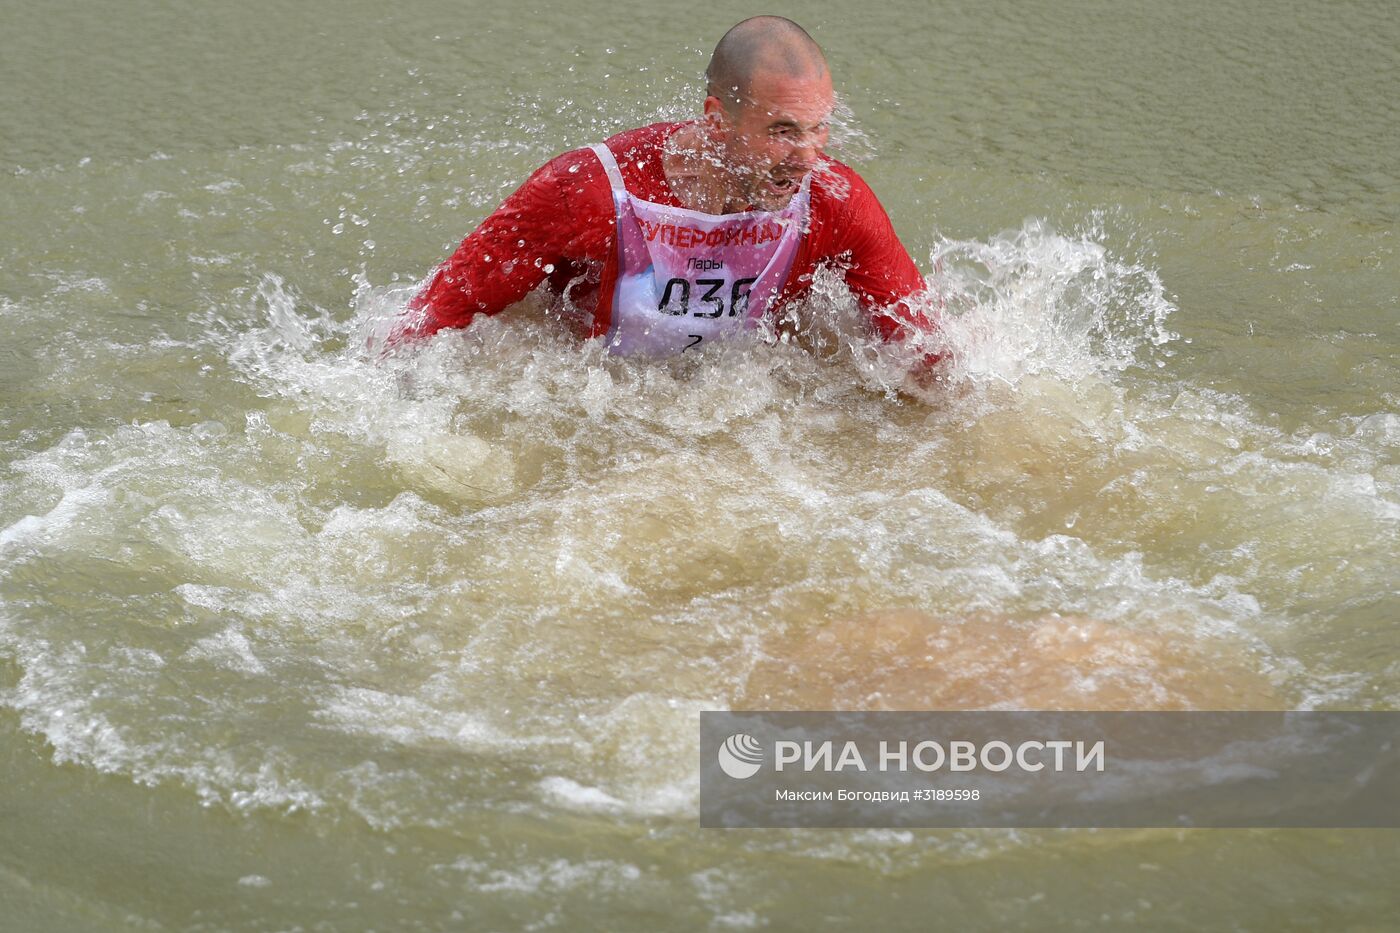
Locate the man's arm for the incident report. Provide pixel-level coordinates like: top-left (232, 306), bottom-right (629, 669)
top-left (387, 151), bottom-right (607, 345)
top-left (816, 164), bottom-right (943, 367)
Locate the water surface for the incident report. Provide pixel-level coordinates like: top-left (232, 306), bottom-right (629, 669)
top-left (2, 1), bottom-right (1398, 928)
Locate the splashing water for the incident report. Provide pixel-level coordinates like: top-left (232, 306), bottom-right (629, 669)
top-left (1, 204), bottom-right (1392, 850)
top-left (933, 216), bottom-right (1178, 384)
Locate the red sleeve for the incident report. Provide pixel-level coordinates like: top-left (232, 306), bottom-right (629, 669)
top-left (798, 163), bottom-right (942, 371)
top-left (390, 149), bottom-right (613, 342)
top-left (821, 164), bottom-right (937, 342)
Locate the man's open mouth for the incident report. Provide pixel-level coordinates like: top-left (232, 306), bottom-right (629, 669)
top-left (766, 173), bottom-right (799, 195)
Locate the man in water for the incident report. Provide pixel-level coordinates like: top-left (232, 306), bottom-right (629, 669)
top-left (389, 16), bottom-right (939, 364)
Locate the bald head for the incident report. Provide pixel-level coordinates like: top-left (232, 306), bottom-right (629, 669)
top-left (705, 16), bottom-right (828, 112)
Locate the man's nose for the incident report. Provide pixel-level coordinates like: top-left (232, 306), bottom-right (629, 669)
top-left (788, 134), bottom-right (822, 165)
top-left (792, 128), bottom-right (825, 161)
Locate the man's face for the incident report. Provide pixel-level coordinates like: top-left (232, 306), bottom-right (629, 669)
top-left (707, 70), bottom-right (835, 211)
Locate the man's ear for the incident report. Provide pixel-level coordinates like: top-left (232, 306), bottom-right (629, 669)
top-left (702, 95), bottom-right (728, 124)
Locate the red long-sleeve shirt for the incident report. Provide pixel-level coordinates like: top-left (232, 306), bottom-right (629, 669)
top-left (400, 122), bottom-right (934, 347)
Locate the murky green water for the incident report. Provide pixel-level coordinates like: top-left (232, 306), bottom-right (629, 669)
top-left (2, 1), bottom-right (1398, 929)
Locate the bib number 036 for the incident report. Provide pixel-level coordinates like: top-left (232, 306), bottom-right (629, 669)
top-left (658, 276), bottom-right (759, 318)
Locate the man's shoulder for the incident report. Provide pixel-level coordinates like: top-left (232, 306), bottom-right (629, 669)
top-left (802, 157), bottom-right (908, 264)
top-left (547, 122), bottom-right (680, 168)
top-left (808, 155), bottom-right (877, 213)
top-left (601, 121), bottom-right (681, 157)
top-left (537, 122), bottom-right (678, 184)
